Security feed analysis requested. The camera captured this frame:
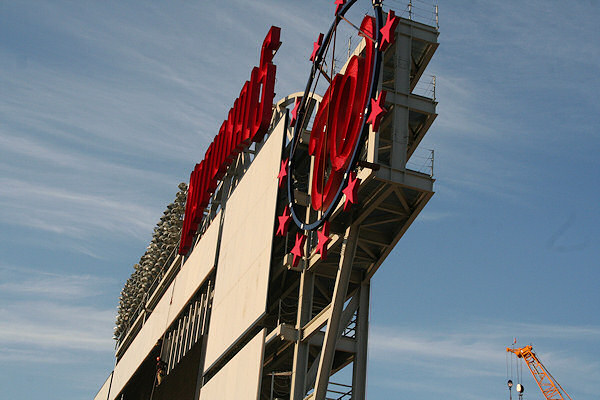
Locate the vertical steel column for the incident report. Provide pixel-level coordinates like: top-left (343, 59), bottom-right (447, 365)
top-left (291, 142), bottom-right (318, 399)
top-left (170, 319), bottom-right (182, 372)
top-left (193, 294), bottom-right (205, 344)
top-left (193, 283), bottom-right (213, 400)
top-left (290, 269), bottom-right (315, 399)
top-left (352, 282), bottom-right (370, 400)
top-left (313, 224), bottom-right (359, 400)
top-left (391, 30), bottom-right (411, 170)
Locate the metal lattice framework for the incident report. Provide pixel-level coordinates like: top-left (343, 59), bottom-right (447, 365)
top-left (507, 346), bottom-right (574, 400)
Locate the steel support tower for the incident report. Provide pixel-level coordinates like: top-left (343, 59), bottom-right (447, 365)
top-left (262, 16), bottom-right (439, 399)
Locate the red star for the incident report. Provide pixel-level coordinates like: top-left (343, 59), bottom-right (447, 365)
top-left (367, 91), bottom-right (387, 131)
top-left (315, 221), bottom-right (331, 260)
top-left (290, 97), bottom-right (301, 127)
top-left (334, 0), bottom-right (345, 15)
top-left (342, 171), bottom-right (360, 211)
top-left (290, 232), bottom-right (307, 268)
top-left (278, 158), bottom-right (288, 188)
top-left (276, 205), bottom-right (292, 236)
top-left (310, 33), bottom-right (324, 62)
top-left (380, 10), bottom-right (399, 51)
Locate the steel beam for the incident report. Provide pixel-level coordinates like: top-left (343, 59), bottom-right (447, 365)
top-left (352, 282), bottom-right (370, 400)
top-left (290, 269), bottom-right (315, 399)
top-left (313, 224), bottom-right (359, 400)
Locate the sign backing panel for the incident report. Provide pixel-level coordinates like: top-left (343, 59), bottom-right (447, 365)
top-left (203, 117), bottom-right (285, 369)
top-left (200, 329), bottom-right (266, 400)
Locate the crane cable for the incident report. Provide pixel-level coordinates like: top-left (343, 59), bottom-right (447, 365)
top-left (507, 340), bottom-right (524, 398)
top-left (506, 350), bottom-right (510, 383)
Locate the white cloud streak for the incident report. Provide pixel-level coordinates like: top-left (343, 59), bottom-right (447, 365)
top-left (0, 177), bottom-right (157, 239)
top-left (0, 302), bottom-right (114, 352)
top-left (369, 320), bottom-right (600, 398)
top-left (0, 264), bottom-right (115, 299)
top-left (0, 265), bottom-right (116, 363)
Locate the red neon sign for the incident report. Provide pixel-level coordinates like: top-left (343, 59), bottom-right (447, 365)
top-left (179, 26), bottom-right (281, 254)
top-left (308, 16), bottom-right (375, 211)
top-left (285, 4), bottom-right (395, 232)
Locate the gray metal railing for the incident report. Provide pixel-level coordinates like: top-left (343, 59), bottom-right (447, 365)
top-left (326, 382), bottom-right (353, 400)
top-left (386, 0), bottom-right (439, 29)
top-left (412, 74), bottom-right (437, 101)
top-left (407, 148), bottom-right (434, 177)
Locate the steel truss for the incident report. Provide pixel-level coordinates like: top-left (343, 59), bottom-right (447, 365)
top-left (261, 14), bottom-right (438, 399)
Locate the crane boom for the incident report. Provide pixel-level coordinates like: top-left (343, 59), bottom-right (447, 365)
top-left (506, 345), bottom-right (573, 400)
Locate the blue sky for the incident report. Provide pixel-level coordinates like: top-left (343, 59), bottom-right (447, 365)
top-left (1, 1), bottom-right (598, 399)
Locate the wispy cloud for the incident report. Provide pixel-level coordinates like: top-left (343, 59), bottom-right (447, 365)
top-left (0, 132), bottom-right (175, 186)
top-left (420, 0), bottom-right (599, 207)
top-left (0, 264), bottom-right (115, 299)
top-left (414, 66), bottom-right (536, 204)
top-left (0, 264), bottom-right (116, 363)
top-left (0, 347), bottom-right (75, 364)
top-left (0, 302), bottom-right (114, 351)
top-left (372, 321), bottom-right (600, 360)
top-left (0, 177), bottom-right (157, 239)
top-left (433, 74), bottom-right (499, 139)
top-left (370, 320), bottom-right (600, 398)
top-left (415, 210), bottom-right (456, 222)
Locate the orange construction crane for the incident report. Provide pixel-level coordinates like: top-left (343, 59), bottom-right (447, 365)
top-left (506, 345), bottom-right (573, 400)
